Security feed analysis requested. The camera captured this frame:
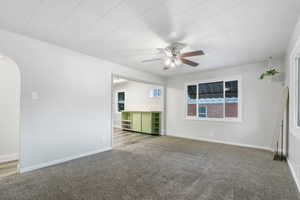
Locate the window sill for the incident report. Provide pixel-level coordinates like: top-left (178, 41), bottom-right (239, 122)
top-left (184, 117), bottom-right (242, 123)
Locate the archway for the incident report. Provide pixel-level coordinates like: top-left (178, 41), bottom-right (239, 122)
top-left (0, 54), bottom-right (21, 177)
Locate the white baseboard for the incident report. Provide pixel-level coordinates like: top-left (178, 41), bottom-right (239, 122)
top-left (287, 159), bottom-right (300, 192)
top-left (0, 153), bottom-right (18, 163)
top-left (20, 147), bottom-right (112, 173)
top-left (166, 133), bottom-right (273, 152)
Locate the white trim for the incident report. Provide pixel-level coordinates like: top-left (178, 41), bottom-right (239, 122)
top-left (20, 147), bottom-right (112, 173)
top-left (289, 33), bottom-right (300, 133)
top-left (184, 76), bottom-right (242, 122)
top-left (0, 153), bottom-right (18, 163)
top-left (113, 125), bottom-right (122, 128)
top-left (294, 56), bottom-right (300, 130)
top-left (166, 133), bottom-right (272, 151)
top-left (184, 116), bottom-right (242, 123)
top-left (184, 75), bottom-right (242, 86)
top-left (287, 158), bottom-right (300, 192)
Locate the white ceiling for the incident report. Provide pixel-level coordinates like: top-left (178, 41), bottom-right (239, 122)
top-left (0, 0), bottom-right (299, 76)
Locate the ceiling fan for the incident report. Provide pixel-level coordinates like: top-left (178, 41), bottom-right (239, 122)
top-left (142, 42), bottom-right (204, 70)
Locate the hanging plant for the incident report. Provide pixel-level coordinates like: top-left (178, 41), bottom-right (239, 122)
top-left (259, 69), bottom-right (279, 80)
top-left (259, 57), bottom-right (280, 80)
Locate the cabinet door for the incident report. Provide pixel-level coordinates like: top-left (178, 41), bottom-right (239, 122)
top-left (131, 112), bottom-right (141, 132)
top-left (142, 112), bottom-right (152, 133)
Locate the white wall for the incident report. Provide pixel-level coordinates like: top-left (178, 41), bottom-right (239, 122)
top-left (0, 28), bottom-right (163, 172)
top-left (113, 80), bottom-right (163, 127)
top-left (166, 60), bottom-right (284, 150)
top-left (285, 17), bottom-right (300, 191)
top-left (0, 57), bottom-right (20, 163)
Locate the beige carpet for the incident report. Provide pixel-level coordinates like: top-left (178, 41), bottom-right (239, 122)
top-left (113, 128), bottom-right (156, 148)
top-left (0, 135), bottom-right (299, 200)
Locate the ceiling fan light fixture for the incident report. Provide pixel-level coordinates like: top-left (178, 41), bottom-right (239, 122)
top-left (165, 58), bottom-right (171, 66)
top-left (165, 50), bottom-right (172, 57)
top-left (170, 62), bottom-right (176, 68)
top-left (175, 58), bottom-right (182, 66)
top-left (169, 59), bottom-right (177, 68)
top-left (142, 42), bottom-right (204, 70)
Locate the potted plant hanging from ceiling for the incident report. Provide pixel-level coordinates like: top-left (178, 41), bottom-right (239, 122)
top-left (259, 57), bottom-right (280, 80)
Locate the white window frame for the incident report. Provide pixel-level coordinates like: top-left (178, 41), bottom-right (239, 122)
top-left (294, 55), bottom-right (300, 130)
top-left (289, 33), bottom-right (300, 133)
top-left (116, 91), bottom-right (125, 113)
top-left (184, 76), bottom-right (242, 122)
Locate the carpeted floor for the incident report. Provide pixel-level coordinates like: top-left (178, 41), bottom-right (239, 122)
top-left (113, 128), bottom-right (155, 147)
top-left (0, 135), bottom-right (299, 200)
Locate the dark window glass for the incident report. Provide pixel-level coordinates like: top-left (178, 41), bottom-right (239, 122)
top-left (118, 103), bottom-right (124, 112)
top-left (198, 81), bottom-right (224, 118)
top-left (117, 92), bottom-right (125, 112)
top-left (198, 106), bottom-right (207, 117)
top-left (118, 92), bottom-right (125, 101)
top-left (225, 80), bottom-right (238, 118)
top-left (187, 85), bottom-right (197, 99)
top-left (187, 85), bottom-right (197, 116)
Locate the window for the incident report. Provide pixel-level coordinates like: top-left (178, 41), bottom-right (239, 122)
top-left (198, 106), bottom-right (207, 117)
top-left (117, 92), bottom-right (125, 112)
top-left (186, 78), bottom-right (240, 121)
top-left (149, 88), bottom-right (161, 98)
top-left (225, 80), bottom-right (238, 118)
top-left (187, 85), bottom-right (197, 116)
top-left (198, 81), bottom-right (224, 118)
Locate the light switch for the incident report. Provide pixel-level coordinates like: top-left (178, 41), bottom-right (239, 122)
top-left (31, 92), bottom-right (39, 100)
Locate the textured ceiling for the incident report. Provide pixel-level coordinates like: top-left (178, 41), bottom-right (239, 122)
top-left (0, 0), bottom-right (299, 76)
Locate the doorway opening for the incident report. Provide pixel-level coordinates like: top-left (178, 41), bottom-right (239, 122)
top-left (111, 75), bottom-right (164, 148)
top-left (0, 54), bottom-right (21, 179)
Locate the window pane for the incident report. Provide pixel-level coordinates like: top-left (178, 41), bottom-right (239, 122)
top-left (298, 58), bottom-right (300, 126)
top-left (118, 92), bottom-right (125, 102)
top-left (118, 103), bottom-right (124, 112)
top-left (198, 81), bottom-right (224, 118)
top-left (225, 80), bottom-right (238, 118)
top-left (187, 85), bottom-right (197, 116)
top-left (117, 92), bottom-right (125, 112)
top-left (154, 88), bottom-right (161, 97)
top-left (157, 88), bottom-right (161, 97)
top-left (198, 106), bottom-right (207, 117)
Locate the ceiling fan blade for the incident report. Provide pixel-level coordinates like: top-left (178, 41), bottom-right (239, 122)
top-left (181, 50), bottom-right (204, 57)
top-left (181, 58), bottom-right (199, 67)
top-left (141, 58), bottom-right (162, 63)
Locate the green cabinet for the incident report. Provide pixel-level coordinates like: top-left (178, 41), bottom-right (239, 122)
top-left (141, 112), bottom-right (152, 133)
top-left (121, 111), bottom-right (160, 135)
top-left (131, 112), bottom-right (142, 132)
